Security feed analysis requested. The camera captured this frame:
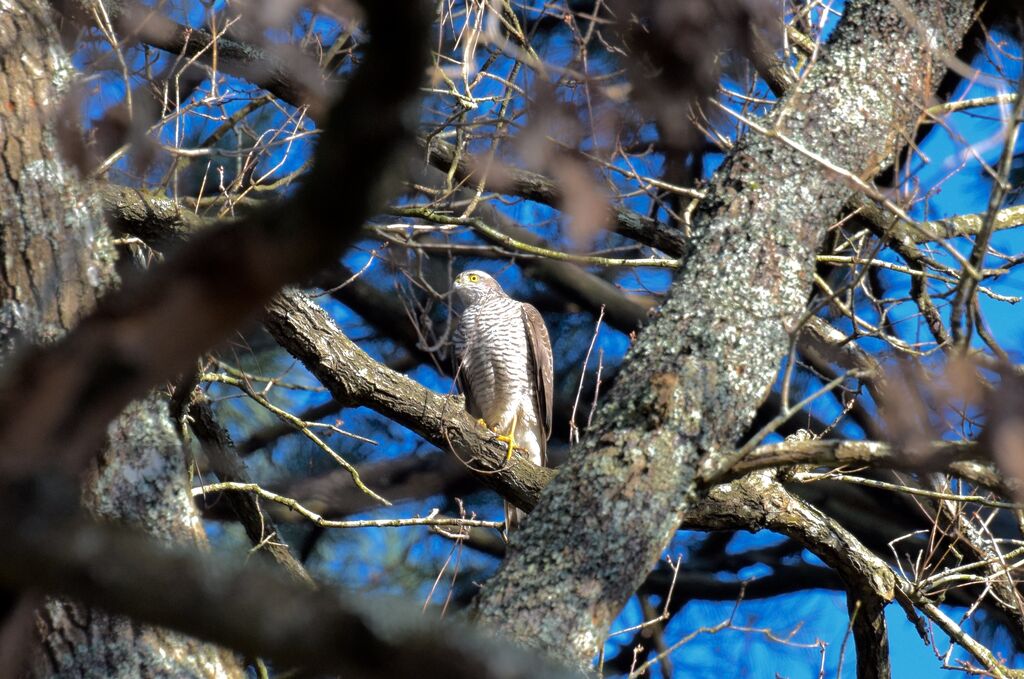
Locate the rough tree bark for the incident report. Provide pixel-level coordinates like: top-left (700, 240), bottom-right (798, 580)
top-left (472, 0), bottom-right (977, 666)
top-left (0, 2), bottom-right (241, 676)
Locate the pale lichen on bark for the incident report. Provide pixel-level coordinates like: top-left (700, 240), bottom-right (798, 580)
top-left (85, 394), bottom-right (209, 547)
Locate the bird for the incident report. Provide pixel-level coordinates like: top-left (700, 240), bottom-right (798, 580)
top-left (450, 270), bottom-right (553, 534)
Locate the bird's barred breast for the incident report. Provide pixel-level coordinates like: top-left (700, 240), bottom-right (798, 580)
top-left (456, 298), bottom-right (532, 423)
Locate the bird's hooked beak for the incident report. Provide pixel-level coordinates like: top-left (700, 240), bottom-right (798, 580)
top-left (454, 271), bottom-right (478, 287)
top-left (451, 273), bottom-right (469, 301)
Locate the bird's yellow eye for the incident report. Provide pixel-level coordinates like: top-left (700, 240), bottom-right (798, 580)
top-left (468, 274), bottom-right (479, 282)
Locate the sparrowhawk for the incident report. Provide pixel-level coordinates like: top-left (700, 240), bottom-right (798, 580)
top-left (451, 270), bottom-right (553, 532)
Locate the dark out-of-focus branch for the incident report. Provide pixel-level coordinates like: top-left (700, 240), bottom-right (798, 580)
top-left (0, 508), bottom-right (576, 678)
top-left (98, 189), bottom-right (443, 366)
top-left (0, 0), bottom-right (431, 480)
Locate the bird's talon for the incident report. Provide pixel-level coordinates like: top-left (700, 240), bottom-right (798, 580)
top-left (494, 434), bottom-right (517, 463)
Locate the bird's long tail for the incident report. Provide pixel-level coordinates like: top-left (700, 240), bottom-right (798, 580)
top-left (504, 501), bottom-right (526, 536)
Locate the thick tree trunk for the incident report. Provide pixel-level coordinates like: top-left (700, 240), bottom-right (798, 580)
top-left (473, 0), bottom-right (977, 666)
top-left (0, 2), bottom-right (241, 676)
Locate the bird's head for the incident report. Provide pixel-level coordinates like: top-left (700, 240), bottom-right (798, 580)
top-left (452, 270), bottom-right (504, 306)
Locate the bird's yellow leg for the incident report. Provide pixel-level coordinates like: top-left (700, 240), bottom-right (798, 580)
top-left (493, 412), bottom-right (519, 464)
top-left (476, 418), bottom-right (489, 428)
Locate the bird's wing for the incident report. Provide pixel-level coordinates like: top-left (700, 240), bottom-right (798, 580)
top-left (522, 302), bottom-right (554, 464)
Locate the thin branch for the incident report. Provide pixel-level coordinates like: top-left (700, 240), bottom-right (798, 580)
top-left (189, 394), bottom-right (315, 586)
top-left (194, 482), bottom-right (502, 529)
top-left (950, 74), bottom-right (1024, 347)
top-left (389, 206), bottom-right (680, 268)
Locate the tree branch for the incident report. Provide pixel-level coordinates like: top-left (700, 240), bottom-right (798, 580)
top-left (188, 394), bottom-right (315, 587)
top-left (53, 0), bottom-right (329, 114)
top-left (0, 507), bottom-right (576, 678)
top-left (683, 472), bottom-right (893, 679)
top-left (720, 438), bottom-right (986, 481)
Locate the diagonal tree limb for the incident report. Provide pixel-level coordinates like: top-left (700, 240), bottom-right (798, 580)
top-left (896, 579), bottom-right (1024, 679)
top-left (263, 288), bottom-right (556, 511)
